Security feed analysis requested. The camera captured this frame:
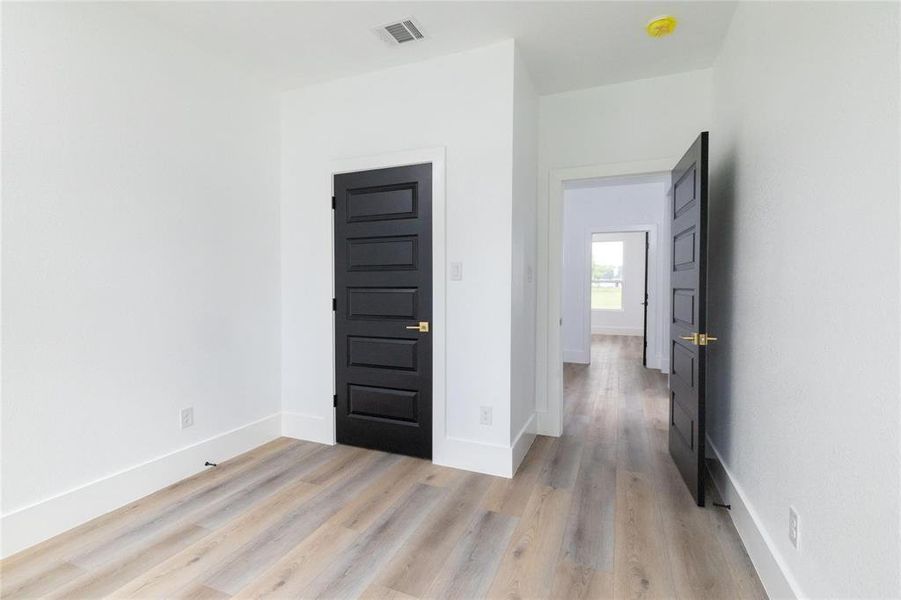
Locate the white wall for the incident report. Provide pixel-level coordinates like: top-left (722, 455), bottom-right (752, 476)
top-left (561, 177), bottom-right (667, 368)
top-left (536, 70), bottom-right (713, 431)
top-left (708, 3), bottom-right (900, 598)
top-left (510, 47), bottom-right (539, 451)
top-left (588, 233), bottom-right (645, 336)
top-left (1, 3), bottom-right (281, 555)
top-left (280, 41), bottom-right (523, 475)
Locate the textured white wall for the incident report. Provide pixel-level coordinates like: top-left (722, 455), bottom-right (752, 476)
top-left (280, 42), bottom-right (516, 454)
top-left (510, 47), bottom-right (539, 443)
top-left (2, 3), bottom-right (281, 516)
top-left (709, 3), bottom-right (900, 597)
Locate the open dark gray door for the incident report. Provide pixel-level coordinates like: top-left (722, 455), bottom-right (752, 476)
top-left (333, 163), bottom-right (432, 459)
top-left (668, 132), bottom-right (711, 506)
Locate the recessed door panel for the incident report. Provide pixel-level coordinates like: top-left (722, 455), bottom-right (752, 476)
top-left (348, 336), bottom-right (418, 371)
top-left (347, 288), bottom-right (418, 320)
top-left (345, 184), bottom-right (417, 222)
top-left (670, 392), bottom-right (695, 450)
top-left (672, 289), bottom-right (695, 327)
top-left (348, 384), bottom-right (419, 424)
top-left (673, 165), bottom-right (697, 218)
top-left (347, 236), bottom-right (418, 271)
top-left (672, 342), bottom-right (695, 389)
top-left (673, 227), bottom-right (696, 269)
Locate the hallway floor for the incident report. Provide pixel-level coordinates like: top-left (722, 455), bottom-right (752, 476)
top-left (1, 335), bottom-right (765, 599)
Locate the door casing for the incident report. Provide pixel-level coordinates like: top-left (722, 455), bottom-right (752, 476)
top-left (329, 147), bottom-right (447, 464)
top-left (539, 159), bottom-right (676, 437)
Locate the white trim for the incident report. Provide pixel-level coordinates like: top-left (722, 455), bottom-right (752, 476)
top-left (538, 158), bottom-right (676, 437)
top-left (438, 437), bottom-right (515, 478)
top-left (511, 413), bottom-right (537, 475)
top-left (281, 412), bottom-right (333, 445)
top-left (563, 349), bottom-right (590, 364)
top-left (329, 148), bottom-right (450, 470)
top-left (707, 437), bottom-right (802, 600)
top-left (0, 413), bottom-right (282, 558)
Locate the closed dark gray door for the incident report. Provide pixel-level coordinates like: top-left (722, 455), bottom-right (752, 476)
top-left (333, 163), bottom-right (432, 459)
top-left (669, 132), bottom-right (709, 506)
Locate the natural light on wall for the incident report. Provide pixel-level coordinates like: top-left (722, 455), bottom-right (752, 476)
top-left (591, 240), bottom-right (624, 310)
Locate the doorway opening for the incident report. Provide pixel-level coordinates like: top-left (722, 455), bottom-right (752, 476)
top-left (560, 173), bottom-right (669, 374)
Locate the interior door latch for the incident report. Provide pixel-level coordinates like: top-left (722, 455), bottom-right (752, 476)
top-left (679, 332), bottom-right (718, 346)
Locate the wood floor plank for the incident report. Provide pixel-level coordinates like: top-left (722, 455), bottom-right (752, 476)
top-left (46, 524), bottom-right (210, 599)
top-left (200, 453), bottom-right (401, 595)
top-left (359, 583), bottom-right (420, 600)
top-left (425, 510), bottom-right (518, 600)
top-left (485, 485), bottom-right (572, 600)
top-left (69, 440), bottom-right (320, 570)
top-left (378, 472), bottom-right (493, 597)
top-left (612, 469), bottom-right (676, 600)
top-left (300, 483), bottom-right (445, 600)
top-left (540, 435), bottom-right (584, 490)
top-left (332, 456), bottom-right (431, 532)
top-left (561, 441), bottom-right (617, 571)
top-left (482, 435), bottom-right (552, 517)
top-left (106, 477), bottom-right (321, 599)
top-left (0, 561), bottom-right (85, 600)
top-left (229, 524), bottom-right (360, 599)
top-left (549, 561), bottom-right (614, 600)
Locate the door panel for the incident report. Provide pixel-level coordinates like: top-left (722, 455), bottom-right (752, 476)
top-left (334, 163), bottom-right (432, 459)
top-left (668, 132), bottom-right (709, 506)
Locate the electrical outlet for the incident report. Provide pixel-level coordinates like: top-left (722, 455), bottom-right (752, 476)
top-left (450, 262), bottom-right (463, 281)
top-left (479, 406), bottom-right (492, 426)
top-left (180, 407), bottom-right (194, 430)
top-left (788, 506), bottom-right (800, 550)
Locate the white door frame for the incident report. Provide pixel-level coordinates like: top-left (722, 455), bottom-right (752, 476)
top-left (536, 158), bottom-right (675, 437)
top-left (329, 147), bottom-right (447, 464)
top-left (579, 225), bottom-right (659, 364)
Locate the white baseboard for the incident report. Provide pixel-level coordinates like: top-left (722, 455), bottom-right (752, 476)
top-left (535, 409), bottom-right (562, 437)
top-left (706, 437), bottom-right (802, 599)
top-left (563, 349), bottom-right (590, 364)
top-left (281, 411), bottom-right (334, 445)
top-left (0, 413), bottom-right (282, 559)
top-left (434, 435), bottom-right (516, 478)
top-left (590, 326), bottom-right (643, 336)
top-left (511, 413), bottom-right (537, 476)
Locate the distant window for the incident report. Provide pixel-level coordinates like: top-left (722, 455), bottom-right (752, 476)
top-left (591, 240), bottom-right (623, 310)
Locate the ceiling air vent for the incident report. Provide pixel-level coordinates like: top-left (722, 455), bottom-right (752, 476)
top-left (377, 18), bottom-right (425, 45)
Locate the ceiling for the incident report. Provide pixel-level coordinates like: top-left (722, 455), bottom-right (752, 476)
top-left (134, 1), bottom-right (736, 95)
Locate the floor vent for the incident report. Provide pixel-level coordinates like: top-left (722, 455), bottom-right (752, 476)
top-left (378, 19), bottom-right (426, 45)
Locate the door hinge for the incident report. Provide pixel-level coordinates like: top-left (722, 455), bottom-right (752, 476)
top-left (331, 196), bottom-right (336, 209)
top-left (332, 298), bottom-right (336, 311)
top-left (333, 394), bottom-right (337, 407)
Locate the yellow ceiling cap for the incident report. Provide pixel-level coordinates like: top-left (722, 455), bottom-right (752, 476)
top-left (646, 15), bottom-right (678, 38)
